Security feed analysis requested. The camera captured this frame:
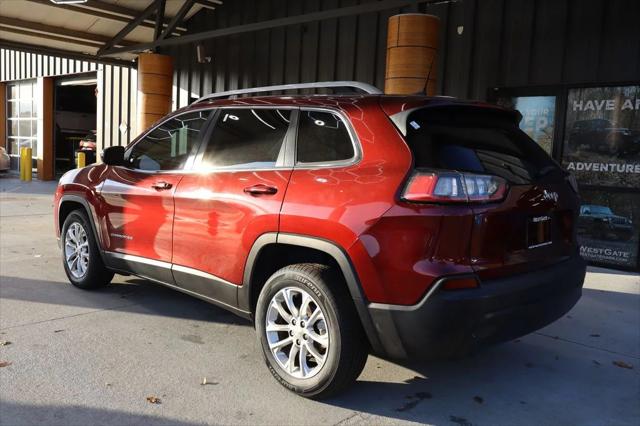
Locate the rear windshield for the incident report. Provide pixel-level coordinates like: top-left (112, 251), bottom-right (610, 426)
top-left (402, 108), bottom-right (562, 184)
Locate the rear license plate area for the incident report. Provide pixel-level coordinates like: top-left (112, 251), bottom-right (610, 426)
top-left (527, 215), bottom-right (552, 249)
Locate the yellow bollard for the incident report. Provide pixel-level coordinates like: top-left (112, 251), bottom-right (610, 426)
top-left (77, 151), bottom-right (86, 168)
top-left (24, 147), bottom-right (32, 182)
top-left (20, 147), bottom-right (25, 181)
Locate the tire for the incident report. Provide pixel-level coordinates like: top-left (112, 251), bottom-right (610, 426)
top-left (61, 210), bottom-right (114, 289)
top-left (255, 263), bottom-right (369, 399)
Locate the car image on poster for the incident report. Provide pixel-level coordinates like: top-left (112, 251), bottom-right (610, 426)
top-left (563, 85), bottom-right (640, 188)
top-left (577, 190), bottom-right (639, 269)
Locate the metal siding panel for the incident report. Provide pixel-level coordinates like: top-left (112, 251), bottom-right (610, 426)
top-left (597, 0), bottom-right (640, 81)
top-left (443, 1), bottom-right (468, 97)
top-left (172, 51), bottom-right (178, 111)
top-left (104, 65), bottom-right (112, 148)
top-left (179, 46), bottom-right (190, 107)
top-left (300, 0), bottom-right (321, 90)
top-left (225, 0), bottom-right (243, 91)
top-left (562, 0), bottom-right (606, 83)
top-left (336, 0), bottom-right (358, 81)
top-left (112, 66), bottom-right (120, 147)
top-left (355, 9), bottom-right (377, 86)
top-left (253, 0), bottom-right (272, 88)
top-left (317, 0), bottom-right (339, 84)
top-left (468, 0), bottom-right (504, 99)
top-left (96, 65), bottom-right (105, 156)
top-left (213, 8), bottom-right (229, 92)
top-left (425, 1), bottom-right (450, 95)
top-left (529, 0), bottom-right (568, 85)
top-left (268, 0), bottom-right (287, 86)
top-left (191, 44), bottom-right (202, 98)
top-left (20, 51), bottom-right (25, 79)
top-left (130, 67), bottom-right (138, 140)
top-left (240, 1), bottom-right (257, 89)
top-left (285, 0), bottom-right (303, 85)
top-left (123, 67), bottom-right (131, 144)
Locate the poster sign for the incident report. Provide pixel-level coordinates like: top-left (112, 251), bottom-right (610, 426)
top-left (562, 85), bottom-right (640, 188)
top-left (513, 96), bottom-right (556, 154)
top-left (577, 189), bottom-right (639, 268)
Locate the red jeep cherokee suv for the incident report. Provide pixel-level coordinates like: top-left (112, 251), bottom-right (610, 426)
top-left (54, 82), bottom-right (586, 398)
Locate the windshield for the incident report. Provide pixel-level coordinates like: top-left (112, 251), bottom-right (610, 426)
top-left (583, 205), bottom-right (613, 215)
top-left (401, 107), bottom-right (563, 185)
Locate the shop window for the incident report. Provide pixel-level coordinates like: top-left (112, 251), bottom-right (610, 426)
top-left (6, 80), bottom-right (38, 158)
top-left (495, 95), bottom-right (557, 155)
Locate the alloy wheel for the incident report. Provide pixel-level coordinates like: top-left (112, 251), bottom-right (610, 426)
top-left (64, 222), bottom-right (90, 279)
top-left (265, 287), bottom-right (329, 379)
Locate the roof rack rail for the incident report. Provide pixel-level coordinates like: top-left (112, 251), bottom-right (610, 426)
top-left (192, 81), bottom-right (382, 105)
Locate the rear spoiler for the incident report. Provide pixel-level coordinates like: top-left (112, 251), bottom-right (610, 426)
top-left (389, 104), bottom-right (522, 136)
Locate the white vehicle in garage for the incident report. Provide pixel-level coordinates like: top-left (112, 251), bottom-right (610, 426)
top-left (0, 147), bottom-right (10, 173)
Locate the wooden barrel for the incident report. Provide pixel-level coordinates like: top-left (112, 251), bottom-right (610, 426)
top-left (385, 14), bottom-right (439, 95)
top-left (137, 53), bottom-right (173, 132)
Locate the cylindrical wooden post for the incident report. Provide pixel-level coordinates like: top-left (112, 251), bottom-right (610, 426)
top-left (138, 53), bottom-right (173, 133)
top-left (385, 14), bottom-right (439, 95)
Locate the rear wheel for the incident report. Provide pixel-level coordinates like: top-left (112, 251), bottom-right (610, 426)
top-left (255, 263), bottom-right (368, 399)
top-left (61, 210), bottom-right (113, 289)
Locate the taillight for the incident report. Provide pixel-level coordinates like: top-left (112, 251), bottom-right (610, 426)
top-left (401, 170), bottom-right (508, 203)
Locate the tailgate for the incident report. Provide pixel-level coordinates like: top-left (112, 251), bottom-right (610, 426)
top-left (470, 181), bottom-right (579, 280)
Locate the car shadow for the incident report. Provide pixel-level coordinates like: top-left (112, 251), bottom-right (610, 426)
top-left (0, 275), bottom-right (249, 327)
top-left (0, 401), bottom-right (202, 426)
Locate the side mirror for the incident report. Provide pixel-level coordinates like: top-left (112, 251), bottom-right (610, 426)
top-left (101, 146), bottom-right (125, 166)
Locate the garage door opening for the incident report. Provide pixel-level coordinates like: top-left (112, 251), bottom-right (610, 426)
top-left (54, 74), bottom-right (97, 176)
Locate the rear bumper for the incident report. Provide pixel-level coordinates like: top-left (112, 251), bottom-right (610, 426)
top-left (367, 253), bottom-right (586, 359)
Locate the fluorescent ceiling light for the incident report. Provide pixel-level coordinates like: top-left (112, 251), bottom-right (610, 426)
top-left (60, 78), bottom-right (97, 86)
top-left (50, 0), bottom-right (88, 4)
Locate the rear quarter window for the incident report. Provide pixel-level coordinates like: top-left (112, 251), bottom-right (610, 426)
top-left (296, 110), bottom-right (355, 164)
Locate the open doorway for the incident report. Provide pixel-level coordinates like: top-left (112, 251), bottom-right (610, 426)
top-left (54, 73), bottom-right (97, 176)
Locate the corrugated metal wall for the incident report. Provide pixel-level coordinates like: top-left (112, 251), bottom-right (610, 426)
top-left (97, 61), bottom-right (138, 149)
top-left (0, 47), bottom-right (138, 151)
top-left (163, 0), bottom-right (640, 109)
top-left (0, 48), bottom-right (98, 81)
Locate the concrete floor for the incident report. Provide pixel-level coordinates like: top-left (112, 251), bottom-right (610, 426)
top-left (1, 176), bottom-right (639, 426)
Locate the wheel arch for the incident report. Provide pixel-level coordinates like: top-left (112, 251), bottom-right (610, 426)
top-left (240, 233), bottom-right (384, 355)
top-left (58, 195), bottom-right (106, 259)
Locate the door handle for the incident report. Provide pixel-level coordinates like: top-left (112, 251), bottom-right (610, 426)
top-left (151, 181), bottom-right (172, 190)
top-left (243, 184), bottom-right (278, 196)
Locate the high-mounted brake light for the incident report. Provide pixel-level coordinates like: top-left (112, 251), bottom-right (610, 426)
top-left (402, 170), bottom-right (508, 203)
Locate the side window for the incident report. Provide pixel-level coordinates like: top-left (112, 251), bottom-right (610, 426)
top-left (296, 110), bottom-right (355, 163)
top-left (200, 109), bottom-right (291, 169)
top-left (126, 110), bottom-right (210, 171)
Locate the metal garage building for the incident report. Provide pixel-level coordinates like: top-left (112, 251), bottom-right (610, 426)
top-left (1, 0), bottom-right (639, 270)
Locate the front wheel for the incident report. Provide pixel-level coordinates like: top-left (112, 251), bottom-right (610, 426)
top-left (255, 263), bottom-right (369, 399)
top-left (61, 210), bottom-right (114, 289)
